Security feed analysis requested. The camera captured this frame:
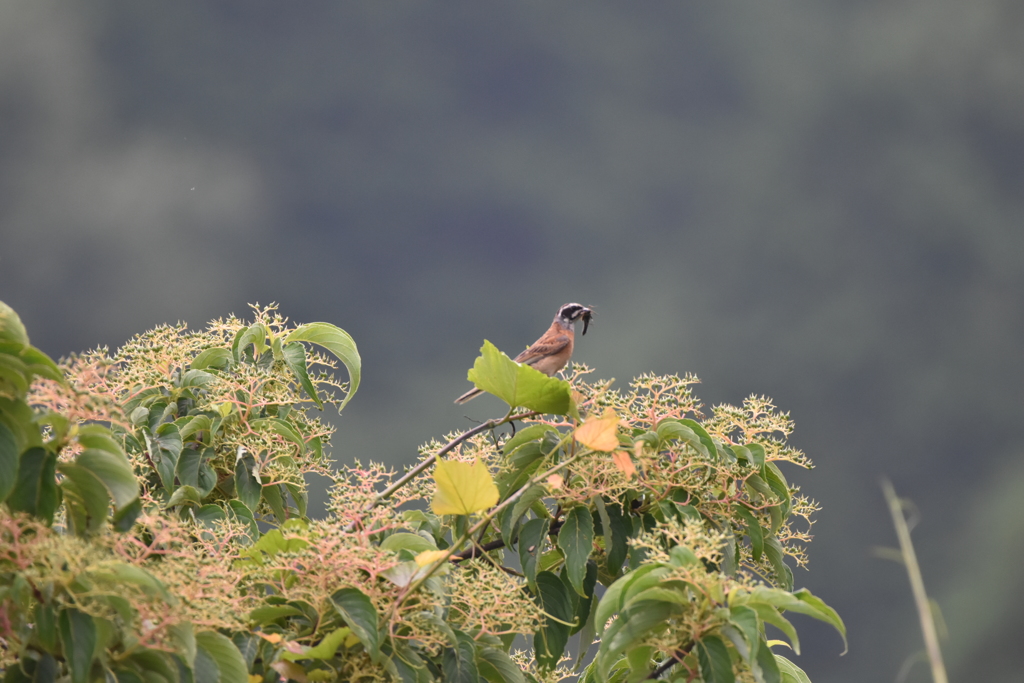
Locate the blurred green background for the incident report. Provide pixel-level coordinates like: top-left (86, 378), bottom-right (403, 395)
top-left (2, 2), bottom-right (1022, 680)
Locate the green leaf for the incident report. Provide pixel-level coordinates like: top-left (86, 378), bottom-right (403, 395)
top-left (502, 424), bottom-right (552, 455)
top-left (0, 301), bottom-right (30, 346)
top-left (195, 630), bottom-right (248, 683)
top-left (227, 500), bottom-right (259, 538)
top-left (598, 499), bottom-right (629, 573)
top-left (281, 341), bottom-right (323, 410)
top-left (76, 448), bottom-right (139, 510)
top-left (7, 447), bottom-right (59, 524)
top-left (330, 587), bottom-right (380, 662)
top-left (191, 347), bottom-right (233, 371)
top-left (442, 631), bottom-right (480, 683)
top-left (558, 506), bottom-right (595, 596)
top-left (262, 483), bottom-right (288, 522)
top-left (774, 655), bottom-right (811, 683)
top-left (59, 608), bottom-right (97, 683)
top-left (762, 463), bottom-right (791, 517)
top-left (178, 415), bottom-right (212, 443)
top-left (791, 588), bottom-right (847, 652)
top-left (697, 635), bottom-right (735, 683)
top-left (733, 504), bottom-right (764, 562)
top-left (234, 324), bottom-right (268, 362)
top-left (755, 636), bottom-right (782, 683)
top-left (151, 424), bottom-right (182, 490)
top-left (508, 484), bottom-right (547, 532)
top-left (569, 561), bottom-right (598, 636)
top-left (180, 369), bottom-right (216, 389)
top-left (597, 601), bottom-right (678, 680)
top-left (655, 419), bottom-right (708, 458)
top-left (58, 463), bottom-right (111, 535)
top-left (285, 482), bottom-right (308, 518)
top-left (497, 444), bottom-right (545, 498)
top-left (432, 458), bottom-right (499, 515)
top-left (75, 425), bottom-right (123, 457)
top-left (533, 572), bottom-right (573, 671)
top-left (84, 562), bottom-right (170, 600)
top-left (678, 419), bottom-right (720, 460)
top-left (34, 602), bottom-right (58, 652)
top-left (726, 605), bottom-right (760, 665)
top-left (518, 517), bottom-right (550, 589)
top-left (477, 645), bottom-right (526, 683)
top-left (167, 485), bottom-right (202, 508)
top-left (249, 605), bottom-right (303, 625)
top-left (280, 627), bottom-right (351, 662)
top-left (744, 587), bottom-right (846, 653)
top-left (285, 322), bottom-right (361, 411)
top-left (0, 420), bottom-right (20, 503)
top-left (234, 451), bottom-right (261, 513)
top-left (381, 532), bottom-right (438, 555)
top-left (745, 603), bottom-right (799, 654)
top-left (112, 497), bottom-right (142, 532)
top-left (466, 340), bottom-right (574, 416)
top-left (745, 443), bottom-right (767, 468)
top-left (762, 534), bottom-right (794, 591)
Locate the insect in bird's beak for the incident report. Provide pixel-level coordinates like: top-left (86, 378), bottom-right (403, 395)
top-left (581, 308), bottom-right (594, 336)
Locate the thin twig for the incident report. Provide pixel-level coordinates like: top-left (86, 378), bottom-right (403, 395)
top-left (365, 409), bottom-right (538, 511)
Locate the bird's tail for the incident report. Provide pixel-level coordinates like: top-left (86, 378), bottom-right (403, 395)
top-left (454, 387), bottom-right (484, 404)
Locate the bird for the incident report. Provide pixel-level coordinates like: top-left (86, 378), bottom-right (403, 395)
top-left (455, 302), bottom-right (593, 404)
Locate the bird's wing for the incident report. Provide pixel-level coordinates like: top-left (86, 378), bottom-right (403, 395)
top-left (514, 334), bottom-right (570, 366)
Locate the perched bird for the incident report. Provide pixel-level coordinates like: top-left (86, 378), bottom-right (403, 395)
top-left (455, 302), bottom-right (593, 404)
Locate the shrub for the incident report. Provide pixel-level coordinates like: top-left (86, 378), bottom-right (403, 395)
top-left (0, 302), bottom-right (843, 683)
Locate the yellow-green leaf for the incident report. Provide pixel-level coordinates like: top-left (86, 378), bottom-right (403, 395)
top-left (431, 457), bottom-right (499, 515)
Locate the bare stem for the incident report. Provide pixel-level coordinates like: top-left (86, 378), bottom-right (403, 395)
top-left (881, 478), bottom-right (947, 683)
top-left (365, 409), bottom-right (537, 511)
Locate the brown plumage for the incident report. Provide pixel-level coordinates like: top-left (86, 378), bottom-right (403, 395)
top-left (455, 303), bottom-right (593, 404)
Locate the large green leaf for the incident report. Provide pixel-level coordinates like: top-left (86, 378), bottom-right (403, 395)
top-left (594, 564), bottom-right (670, 637)
top-left (466, 340), bottom-right (574, 416)
top-left (76, 448), bottom-right (139, 510)
top-left (597, 600), bottom-right (678, 680)
top-left (58, 463), bottom-right (111, 535)
top-left (733, 504), bottom-right (765, 562)
top-left (191, 347), bottom-right (233, 371)
top-left (518, 517), bottom-right (550, 589)
top-left (151, 423), bottom-right (182, 490)
top-left (558, 506), bottom-right (595, 596)
top-left (762, 534), bottom-right (794, 591)
top-left (0, 300), bottom-right (30, 346)
top-left (281, 341), bottom-right (322, 410)
top-left (442, 630), bottom-right (480, 683)
top-left (7, 447), bottom-right (60, 523)
top-left (0, 420), bottom-right (18, 503)
top-left (533, 571), bottom-right (573, 671)
top-left (697, 635), bottom-right (735, 683)
top-left (59, 608), bottom-right (97, 683)
top-left (234, 451), bottom-right (261, 513)
top-left (331, 587), bottom-right (380, 662)
top-left (194, 631), bottom-right (247, 683)
top-left (774, 655), bottom-right (811, 683)
top-left (285, 322), bottom-right (361, 411)
top-left (755, 637), bottom-right (783, 683)
top-left (477, 646), bottom-right (525, 683)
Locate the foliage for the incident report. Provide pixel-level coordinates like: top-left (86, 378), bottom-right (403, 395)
top-left (1, 301), bottom-right (844, 683)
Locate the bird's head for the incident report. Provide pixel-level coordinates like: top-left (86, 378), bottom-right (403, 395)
top-left (556, 303), bottom-right (594, 334)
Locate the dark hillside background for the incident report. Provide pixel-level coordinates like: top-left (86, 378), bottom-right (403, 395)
top-left (2, 3), bottom-right (1022, 680)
